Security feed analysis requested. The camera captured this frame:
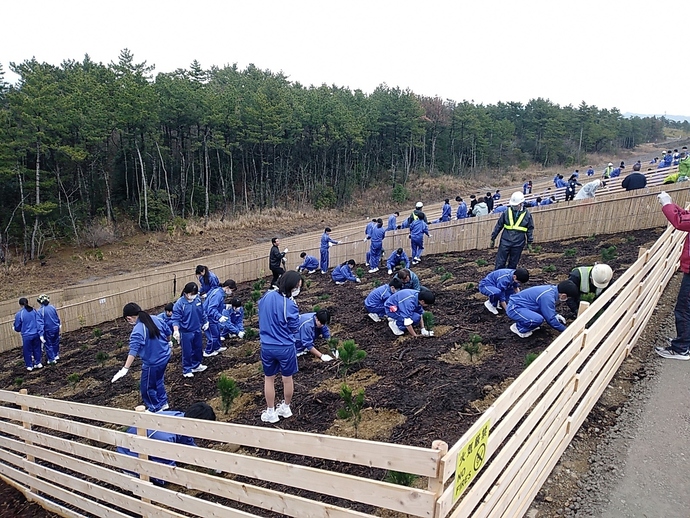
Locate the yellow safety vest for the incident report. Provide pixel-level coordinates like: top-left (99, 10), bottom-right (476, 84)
top-left (504, 209), bottom-right (527, 231)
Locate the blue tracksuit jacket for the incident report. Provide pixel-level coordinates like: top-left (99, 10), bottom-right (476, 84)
top-left (384, 289), bottom-right (424, 330)
top-left (171, 295), bottom-right (206, 332)
top-left (479, 269), bottom-right (520, 304)
top-left (387, 214), bottom-right (398, 231)
top-left (440, 203), bottom-right (452, 222)
top-left (506, 285), bottom-right (565, 332)
top-left (332, 264), bottom-right (357, 283)
top-left (364, 284), bottom-right (395, 315)
top-left (456, 202), bottom-right (468, 219)
top-left (128, 317), bottom-right (172, 367)
top-left (258, 289), bottom-right (299, 349)
top-left (295, 312), bottom-right (331, 354)
top-left (386, 250), bottom-right (410, 270)
top-left (198, 272), bottom-right (220, 296)
top-left (298, 255), bottom-right (319, 272)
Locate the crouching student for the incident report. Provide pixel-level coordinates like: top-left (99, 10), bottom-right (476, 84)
top-left (156, 303), bottom-right (174, 333)
top-left (505, 281), bottom-right (579, 338)
top-left (116, 402), bottom-right (216, 485)
top-left (295, 310), bottom-right (334, 362)
top-left (364, 278), bottom-right (403, 322)
top-left (386, 248), bottom-right (410, 275)
top-left (394, 268), bottom-right (421, 291)
top-left (332, 259), bottom-right (361, 285)
top-left (297, 252), bottom-right (319, 274)
top-left (384, 288), bottom-right (435, 337)
top-left (221, 298), bottom-right (245, 339)
top-left (479, 268), bottom-right (530, 315)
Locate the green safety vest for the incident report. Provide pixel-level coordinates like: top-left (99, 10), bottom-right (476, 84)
top-left (574, 266), bottom-right (593, 293)
top-left (504, 209), bottom-right (527, 231)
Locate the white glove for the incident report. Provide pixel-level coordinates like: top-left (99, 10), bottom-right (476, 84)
top-left (283, 247), bottom-right (289, 253)
top-left (202, 322), bottom-right (210, 331)
top-left (658, 191), bottom-right (672, 206)
top-left (403, 318), bottom-right (413, 326)
top-left (39, 336), bottom-right (46, 344)
top-left (355, 278), bottom-right (361, 283)
top-left (219, 316), bottom-right (229, 323)
top-left (201, 293), bottom-right (207, 299)
top-left (173, 329), bottom-right (181, 342)
top-left (237, 330), bottom-right (245, 339)
top-left (225, 303), bottom-right (231, 311)
top-left (168, 341), bottom-right (173, 349)
top-left (363, 237), bottom-right (368, 242)
top-left (332, 349), bottom-right (340, 359)
top-left (111, 367), bottom-right (129, 383)
top-left (59, 324), bottom-right (62, 331)
top-left (321, 354), bottom-right (334, 362)
top-left (420, 328), bottom-right (430, 336)
top-left (556, 314), bottom-right (566, 325)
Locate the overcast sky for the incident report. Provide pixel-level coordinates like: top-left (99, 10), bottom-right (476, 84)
top-left (3, 0), bottom-right (688, 116)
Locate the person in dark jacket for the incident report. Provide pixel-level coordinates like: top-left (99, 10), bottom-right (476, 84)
top-left (269, 237), bottom-right (288, 288)
top-left (490, 192), bottom-right (535, 270)
top-left (567, 264), bottom-right (614, 314)
top-left (621, 172), bottom-right (647, 191)
top-left (564, 174), bottom-right (581, 202)
top-left (484, 192), bottom-right (494, 213)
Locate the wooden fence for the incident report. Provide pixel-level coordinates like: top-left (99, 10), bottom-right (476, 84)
top-left (0, 206), bottom-right (682, 517)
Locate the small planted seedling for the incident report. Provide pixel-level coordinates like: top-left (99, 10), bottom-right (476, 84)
top-left (318, 293), bottom-right (331, 301)
top-left (312, 304), bottom-right (321, 313)
top-left (601, 245), bottom-right (617, 261)
top-left (372, 279), bottom-right (381, 288)
top-left (95, 351), bottom-right (109, 366)
top-left (356, 267), bottom-right (365, 279)
top-left (457, 257), bottom-right (466, 263)
top-left (67, 373), bottom-right (81, 387)
top-left (337, 339), bottom-right (366, 379)
top-left (306, 279), bottom-right (312, 288)
top-left (217, 375), bottom-right (241, 414)
top-left (525, 352), bottom-right (540, 367)
top-left (433, 266), bottom-right (446, 275)
top-left (542, 265), bottom-right (556, 273)
top-left (422, 311), bottom-right (435, 331)
top-left (251, 290), bottom-right (261, 303)
top-left (581, 293), bottom-right (596, 303)
top-left (337, 383), bottom-right (365, 438)
top-left (244, 301), bottom-right (255, 318)
top-left (464, 342), bottom-right (480, 362)
top-left (243, 328), bottom-right (257, 340)
top-left (532, 245), bottom-right (542, 253)
top-left (13, 377), bottom-right (23, 387)
top-left (465, 282), bottom-right (475, 291)
top-left (476, 259), bottom-right (488, 267)
top-left (440, 272), bottom-right (453, 283)
top-left (563, 248), bottom-right (577, 258)
top-left (385, 470), bottom-right (419, 487)
top-left (93, 328), bottom-right (102, 339)
top-left (327, 337), bottom-right (340, 352)
top-left (252, 279), bottom-right (265, 292)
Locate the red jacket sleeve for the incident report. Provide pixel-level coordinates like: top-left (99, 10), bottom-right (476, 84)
top-left (662, 203), bottom-right (690, 231)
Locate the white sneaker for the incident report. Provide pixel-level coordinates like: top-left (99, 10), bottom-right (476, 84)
top-left (26, 367), bottom-right (33, 372)
top-left (365, 262), bottom-right (369, 267)
top-left (191, 364), bottom-right (207, 373)
top-left (387, 269), bottom-right (393, 275)
top-left (484, 300), bottom-right (499, 315)
top-left (368, 312), bottom-right (382, 322)
top-left (276, 401), bottom-right (293, 418)
top-left (35, 363), bottom-right (43, 369)
top-left (368, 267), bottom-right (379, 273)
top-left (510, 323), bottom-right (533, 338)
top-left (183, 372), bottom-right (194, 378)
top-left (388, 319), bottom-right (404, 336)
top-left (217, 347), bottom-right (227, 352)
top-left (261, 408), bottom-right (279, 423)
top-left (203, 351), bottom-right (218, 357)
top-left (296, 350), bottom-right (307, 357)
top-left (54, 355), bottom-right (59, 361)
top-left (335, 281), bottom-right (345, 285)
top-left (220, 336), bottom-right (226, 341)
top-left (308, 270), bottom-right (317, 274)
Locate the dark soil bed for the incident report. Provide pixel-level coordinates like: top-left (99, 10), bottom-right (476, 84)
top-left (0, 227), bottom-right (664, 516)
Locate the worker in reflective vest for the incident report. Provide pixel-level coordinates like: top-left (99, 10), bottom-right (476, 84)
top-left (490, 192), bottom-right (534, 270)
top-left (566, 264), bottom-right (613, 314)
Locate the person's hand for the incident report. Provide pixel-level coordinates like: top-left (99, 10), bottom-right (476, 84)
top-left (421, 328), bottom-right (430, 337)
top-left (355, 278), bottom-right (361, 283)
top-left (202, 322), bottom-right (210, 331)
top-left (321, 354), bottom-right (334, 362)
top-left (490, 239), bottom-right (495, 248)
top-left (328, 242), bottom-right (334, 247)
top-left (237, 330), bottom-right (245, 339)
top-left (173, 329), bottom-right (181, 342)
top-left (39, 336), bottom-right (46, 344)
top-left (527, 243), bottom-right (534, 253)
top-left (403, 318), bottom-right (413, 326)
top-left (111, 367), bottom-right (129, 383)
top-left (556, 314), bottom-right (567, 325)
top-left (658, 191), bottom-right (672, 206)
top-left (168, 341), bottom-right (173, 349)
top-left (283, 247), bottom-right (289, 253)
top-left (219, 316), bottom-right (228, 323)
top-left (363, 237), bottom-right (368, 242)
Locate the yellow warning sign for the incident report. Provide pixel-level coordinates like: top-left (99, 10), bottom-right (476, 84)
top-left (453, 419), bottom-right (491, 502)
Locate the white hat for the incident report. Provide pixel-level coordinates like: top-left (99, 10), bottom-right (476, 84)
top-left (608, 162), bottom-right (613, 167)
top-left (415, 202), bottom-right (424, 209)
top-left (509, 192), bottom-right (525, 206)
top-left (591, 264), bottom-right (613, 288)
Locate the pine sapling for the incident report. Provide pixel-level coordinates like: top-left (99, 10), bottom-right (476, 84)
top-left (244, 300), bottom-right (255, 318)
top-left (337, 383), bottom-right (365, 437)
top-left (422, 311), bottom-right (435, 331)
top-left (251, 290), bottom-right (261, 303)
top-left (217, 375), bottom-right (241, 414)
top-left (95, 351), bottom-right (109, 366)
top-left (337, 339), bottom-right (366, 379)
top-left (356, 267), bottom-right (365, 279)
top-left (243, 328), bottom-right (258, 340)
top-left (384, 470), bottom-right (419, 486)
top-left (67, 373), bottom-right (80, 387)
top-left (525, 352), bottom-right (540, 367)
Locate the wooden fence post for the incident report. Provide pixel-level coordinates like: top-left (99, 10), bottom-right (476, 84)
top-left (135, 405), bottom-right (152, 504)
top-left (429, 439), bottom-right (448, 518)
top-left (19, 388), bottom-right (36, 493)
top-left (577, 300), bottom-right (590, 317)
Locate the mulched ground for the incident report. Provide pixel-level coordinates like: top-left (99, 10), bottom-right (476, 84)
top-left (0, 226), bottom-right (664, 516)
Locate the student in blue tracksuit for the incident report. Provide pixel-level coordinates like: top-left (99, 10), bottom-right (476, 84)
top-left (332, 260), bottom-right (361, 284)
top-left (366, 219), bottom-right (387, 273)
top-left (258, 271), bottom-right (302, 424)
top-left (479, 268), bottom-right (530, 315)
top-left (36, 294), bottom-right (61, 364)
top-left (409, 216), bottom-right (430, 265)
top-left (195, 265), bottom-right (220, 298)
top-left (203, 280), bottom-right (236, 357)
top-left (14, 298), bottom-right (43, 371)
top-left (221, 298), bottom-right (245, 339)
top-left (384, 288), bottom-right (435, 337)
top-left (364, 218), bottom-right (377, 266)
top-left (364, 278), bottom-right (403, 321)
top-left (295, 310), bottom-right (334, 361)
top-left (440, 199), bottom-right (452, 222)
top-left (394, 268), bottom-right (421, 291)
top-left (156, 303), bottom-right (174, 335)
top-left (171, 283), bottom-right (209, 378)
top-left (586, 166), bottom-right (595, 177)
top-left (505, 281), bottom-right (579, 338)
top-left (493, 190), bottom-right (501, 201)
top-left (455, 197), bottom-right (468, 219)
top-left (297, 252), bottom-right (319, 274)
top-left (386, 248), bottom-right (410, 274)
top-left (116, 402), bottom-right (216, 485)
top-left (387, 212), bottom-right (399, 231)
top-left (112, 303), bottom-right (172, 413)
top-left (319, 227), bottom-right (340, 274)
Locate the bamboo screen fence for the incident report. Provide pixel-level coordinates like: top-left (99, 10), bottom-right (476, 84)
top-left (0, 211), bottom-right (682, 518)
top-left (0, 168), bottom-right (686, 353)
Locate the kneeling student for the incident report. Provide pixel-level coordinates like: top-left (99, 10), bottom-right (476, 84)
top-left (220, 298), bottom-right (245, 339)
top-left (331, 260), bottom-right (361, 285)
top-left (364, 278), bottom-right (403, 322)
top-left (295, 310), bottom-right (335, 361)
top-left (479, 268), bottom-right (529, 315)
top-left (506, 281), bottom-right (579, 338)
top-left (384, 288), bottom-right (435, 337)
top-left (386, 248), bottom-right (410, 275)
top-left (297, 252), bottom-right (319, 274)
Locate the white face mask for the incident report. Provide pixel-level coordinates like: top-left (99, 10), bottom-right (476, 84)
top-left (185, 294), bottom-right (196, 302)
top-left (291, 287), bottom-right (301, 298)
